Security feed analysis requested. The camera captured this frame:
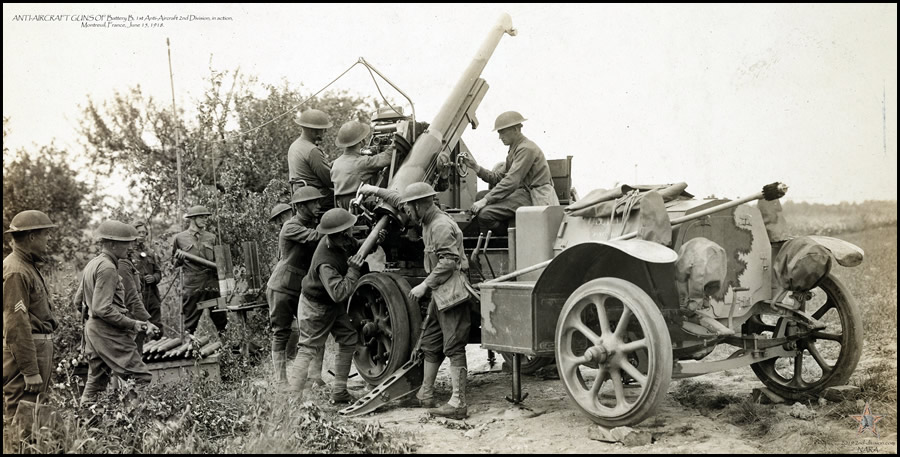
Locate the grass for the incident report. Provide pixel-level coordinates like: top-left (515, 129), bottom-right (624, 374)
top-left (822, 224), bottom-right (897, 437)
top-left (854, 360), bottom-right (898, 406)
top-left (3, 296), bottom-right (413, 454)
top-left (3, 356), bottom-right (415, 454)
top-left (670, 380), bottom-right (741, 411)
top-left (721, 397), bottom-right (773, 437)
top-left (831, 225), bottom-right (898, 349)
top-left (822, 359), bottom-right (899, 426)
top-left (760, 420), bottom-right (837, 453)
top-left (782, 200), bottom-right (897, 236)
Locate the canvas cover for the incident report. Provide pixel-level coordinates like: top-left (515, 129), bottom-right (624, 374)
top-left (674, 237), bottom-right (727, 310)
top-left (774, 236), bottom-right (833, 292)
top-left (565, 182), bottom-right (691, 218)
top-left (637, 191), bottom-right (672, 245)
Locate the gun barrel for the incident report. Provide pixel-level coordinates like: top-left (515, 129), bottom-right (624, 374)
top-left (354, 15), bottom-right (514, 262)
top-left (388, 13), bottom-right (515, 195)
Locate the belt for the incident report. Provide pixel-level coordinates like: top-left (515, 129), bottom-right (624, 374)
top-left (30, 333), bottom-right (53, 340)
